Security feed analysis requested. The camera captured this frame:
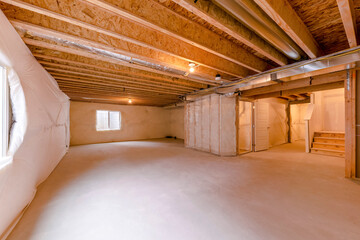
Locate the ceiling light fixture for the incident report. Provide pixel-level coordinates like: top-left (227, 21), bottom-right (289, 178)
top-left (189, 62), bottom-right (196, 73)
top-left (215, 74), bottom-right (221, 81)
top-left (128, 98), bottom-right (132, 103)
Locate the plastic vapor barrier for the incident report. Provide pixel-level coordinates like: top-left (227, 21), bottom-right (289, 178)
top-left (184, 94), bottom-right (236, 156)
top-left (0, 10), bottom-right (69, 237)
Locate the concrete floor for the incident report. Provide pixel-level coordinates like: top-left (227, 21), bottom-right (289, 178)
top-left (7, 139), bottom-right (360, 240)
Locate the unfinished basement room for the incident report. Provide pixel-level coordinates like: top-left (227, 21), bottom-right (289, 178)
top-left (1, 0), bottom-right (360, 239)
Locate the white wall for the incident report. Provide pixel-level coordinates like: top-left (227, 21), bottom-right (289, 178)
top-left (70, 101), bottom-right (172, 145)
top-left (169, 107), bottom-right (184, 139)
top-left (184, 94), bottom-right (237, 156)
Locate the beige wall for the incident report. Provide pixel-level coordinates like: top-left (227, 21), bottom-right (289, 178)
top-left (169, 107), bottom-right (184, 139)
top-left (70, 101), bottom-right (172, 145)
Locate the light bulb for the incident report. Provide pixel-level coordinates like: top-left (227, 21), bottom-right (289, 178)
top-left (128, 98), bottom-right (132, 103)
top-left (189, 67), bottom-right (195, 73)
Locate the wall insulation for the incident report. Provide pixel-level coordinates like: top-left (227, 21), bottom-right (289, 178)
top-left (0, 11), bottom-right (69, 238)
top-left (290, 103), bottom-right (308, 141)
top-left (70, 101), bottom-right (172, 145)
top-left (184, 94), bottom-right (236, 156)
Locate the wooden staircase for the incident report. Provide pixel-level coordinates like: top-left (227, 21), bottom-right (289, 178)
top-left (311, 131), bottom-right (345, 157)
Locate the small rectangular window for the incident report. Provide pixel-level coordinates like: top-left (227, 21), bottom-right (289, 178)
top-left (1, 66), bottom-right (9, 157)
top-left (96, 110), bottom-right (121, 131)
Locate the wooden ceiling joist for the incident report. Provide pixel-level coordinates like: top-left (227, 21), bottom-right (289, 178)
top-left (171, 0), bottom-right (287, 66)
top-left (38, 61), bottom-right (195, 92)
top-left (10, 19), bottom-right (242, 80)
top-left (336, 0), bottom-right (358, 48)
top-left (22, 37), bottom-right (216, 86)
top-left (44, 69), bottom-right (185, 95)
top-left (83, 0), bottom-right (271, 72)
top-left (57, 82), bottom-right (178, 100)
top-left (33, 54), bottom-right (203, 89)
top-left (52, 74), bottom-right (188, 95)
top-left (254, 0), bottom-right (322, 58)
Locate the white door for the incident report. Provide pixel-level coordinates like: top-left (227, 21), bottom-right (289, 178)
top-left (254, 101), bottom-right (269, 151)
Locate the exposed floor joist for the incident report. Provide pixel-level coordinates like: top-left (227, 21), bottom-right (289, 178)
top-left (254, 0), bottom-right (322, 58)
top-left (83, 0), bottom-right (271, 72)
top-left (157, 0), bottom-right (287, 66)
top-left (336, 0), bottom-right (358, 48)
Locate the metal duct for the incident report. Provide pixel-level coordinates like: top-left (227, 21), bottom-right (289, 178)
top-left (214, 0), bottom-right (302, 60)
top-left (185, 45), bottom-right (360, 100)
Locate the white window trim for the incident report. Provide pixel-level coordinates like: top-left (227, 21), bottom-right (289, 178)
top-left (96, 110), bottom-right (121, 131)
top-left (1, 66), bottom-right (9, 158)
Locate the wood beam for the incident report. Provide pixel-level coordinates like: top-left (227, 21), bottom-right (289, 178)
top-left (253, 81), bottom-right (344, 99)
top-left (240, 71), bottom-right (347, 97)
top-left (83, 0), bottom-right (271, 72)
top-left (33, 54), bottom-right (202, 89)
top-left (336, 0), bottom-right (358, 48)
top-left (10, 18), bottom-right (247, 79)
top-left (23, 37), bottom-right (215, 86)
top-left (345, 69), bottom-right (356, 178)
top-left (171, 0), bottom-right (287, 66)
top-left (253, 0), bottom-right (322, 58)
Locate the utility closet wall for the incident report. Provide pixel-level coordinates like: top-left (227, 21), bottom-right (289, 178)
top-left (257, 98), bottom-right (288, 148)
top-left (184, 94), bottom-right (237, 156)
top-left (290, 103), bottom-right (309, 141)
top-left (70, 101), bottom-right (172, 145)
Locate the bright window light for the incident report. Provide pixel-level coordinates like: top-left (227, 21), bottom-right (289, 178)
top-left (1, 66), bottom-right (9, 157)
top-left (96, 110), bottom-right (121, 131)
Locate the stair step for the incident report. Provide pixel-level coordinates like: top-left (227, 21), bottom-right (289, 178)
top-left (313, 137), bottom-right (345, 144)
top-left (312, 142), bottom-right (345, 151)
top-left (314, 131), bottom-right (345, 139)
top-left (311, 148), bottom-right (345, 158)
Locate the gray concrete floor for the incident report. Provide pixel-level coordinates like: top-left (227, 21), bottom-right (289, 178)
top-left (7, 139), bottom-right (360, 240)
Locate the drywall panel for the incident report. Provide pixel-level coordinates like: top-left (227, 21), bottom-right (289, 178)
top-left (220, 96), bottom-right (237, 156)
top-left (210, 94), bottom-right (220, 155)
top-left (291, 103), bottom-right (308, 141)
top-left (238, 101), bottom-right (252, 151)
top-left (169, 107), bottom-right (184, 139)
top-left (201, 96), bottom-right (210, 152)
top-left (70, 101), bottom-right (170, 145)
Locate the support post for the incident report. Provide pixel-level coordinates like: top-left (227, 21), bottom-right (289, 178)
top-left (344, 69), bottom-right (356, 178)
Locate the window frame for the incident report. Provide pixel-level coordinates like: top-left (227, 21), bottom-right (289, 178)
top-left (1, 66), bottom-right (9, 157)
top-left (96, 110), bottom-right (121, 131)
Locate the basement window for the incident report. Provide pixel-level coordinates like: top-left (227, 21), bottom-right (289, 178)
top-left (1, 66), bottom-right (9, 158)
top-left (96, 110), bottom-right (121, 131)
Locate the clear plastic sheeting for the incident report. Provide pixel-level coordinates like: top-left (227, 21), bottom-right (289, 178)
top-left (0, 10), bottom-right (69, 238)
top-left (184, 94), bottom-right (236, 156)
